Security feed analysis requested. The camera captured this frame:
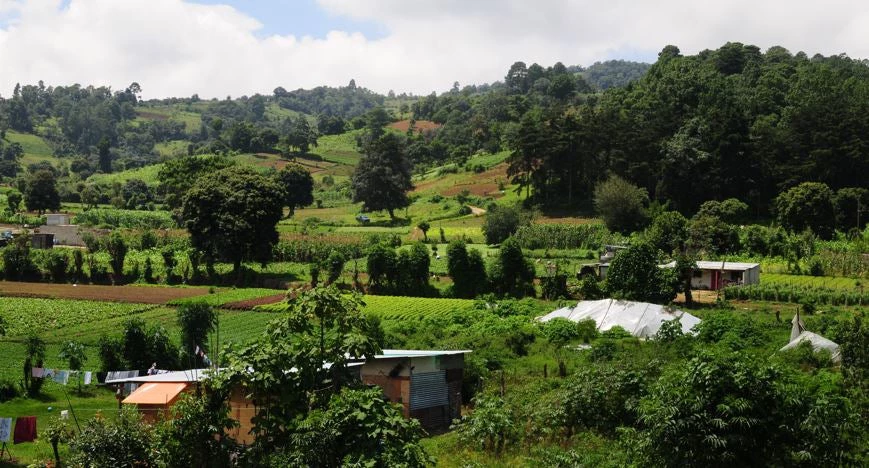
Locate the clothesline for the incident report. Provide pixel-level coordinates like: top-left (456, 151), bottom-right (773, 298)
top-left (31, 368), bottom-right (94, 386)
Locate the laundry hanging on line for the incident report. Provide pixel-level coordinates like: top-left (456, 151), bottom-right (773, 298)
top-left (13, 416), bottom-right (36, 444)
top-left (0, 418), bottom-right (11, 443)
top-left (31, 368), bottom-right (94, 386)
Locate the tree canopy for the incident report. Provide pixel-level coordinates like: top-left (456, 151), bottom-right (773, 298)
top-left (182, 166), bottom-right (284, 275)
top-left (351, 132), bottom-right (413, 219)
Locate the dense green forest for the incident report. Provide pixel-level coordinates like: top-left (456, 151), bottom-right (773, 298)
top-left (408, 44), bottom-right (869, 215)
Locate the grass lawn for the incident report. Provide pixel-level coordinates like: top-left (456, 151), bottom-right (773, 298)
top-left (0, 385), bottom-right (119, 466)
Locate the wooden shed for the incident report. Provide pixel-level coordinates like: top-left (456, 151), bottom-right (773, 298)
top-left (359, 350), bottom-right (468, 433)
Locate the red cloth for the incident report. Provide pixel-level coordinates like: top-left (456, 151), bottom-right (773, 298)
top-left (13, 416), bottom-right (36, 444)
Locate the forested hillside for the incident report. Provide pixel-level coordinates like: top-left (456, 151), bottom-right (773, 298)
top-left (1, 43), bottom-right (867, 224)
top-left (405, 44), bottom-right (869, 215)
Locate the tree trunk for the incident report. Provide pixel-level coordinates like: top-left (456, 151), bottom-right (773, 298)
top-left (388, 208), bottom-right (395, 220)
top-left (52, 440), bottom-right (61, 467)
top-left (233, 259), bottom-right (243, 286)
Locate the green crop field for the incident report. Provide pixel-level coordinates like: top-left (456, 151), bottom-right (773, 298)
top-left (761, 273), bottom-right (865, 290)
top-left (87, 163), bottom-right (164, 186)
top-left (4, 129), bottom-right (55, 166)
top-left (312, 130), bottom-right (363, 165)
top-left (168, 288), bottom-right (285, 307)
top-left (0, 298), bottom-right (158, 338)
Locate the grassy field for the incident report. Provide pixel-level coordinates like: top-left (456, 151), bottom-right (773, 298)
top-left (4, 130), bottom-right (55, 166)
top-left (311, 130), bottom-right (363, 165)
top-left (135, 105), bottom-right (201, 132)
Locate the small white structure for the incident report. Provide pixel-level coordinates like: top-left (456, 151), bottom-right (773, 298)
top-left (45, 213), bottom-right (71, 226)
top-left (537, 299), bottom-right (701, 339)
top-left (780, 331), bottom-right (842, 363)
top-left (661, 260), bottom-right (760, 290)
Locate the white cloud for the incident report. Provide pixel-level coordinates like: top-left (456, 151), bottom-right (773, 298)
top-left (0, 0), bottom-right (867, 99)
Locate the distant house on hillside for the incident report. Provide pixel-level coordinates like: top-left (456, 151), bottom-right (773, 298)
top-left (45, 213), bottom-right (71, 226)
top-left (582, 245), bottom-right (628, 279)
top-left (661, 260), bottom-right (760, 290)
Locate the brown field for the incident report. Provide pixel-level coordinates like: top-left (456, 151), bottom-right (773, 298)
top-left (0, 281), bottom-right (210, 304)
top-left (388, 120), bottom-right (442, 133)
top-left (414, 163), bottom-right (508, 197)
top-left (535, 217), bottom-right (601, 225)
top-left (135, 111), bottom-right (170, 120)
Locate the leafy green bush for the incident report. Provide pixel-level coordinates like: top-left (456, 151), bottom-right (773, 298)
top-left (453, 395), bottom-right (516, 454)
top-left (69, 407), bottom-right (155, 467)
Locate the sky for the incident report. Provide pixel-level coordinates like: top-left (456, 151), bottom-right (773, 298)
top-left (0, 0), bottom-right (867, 99)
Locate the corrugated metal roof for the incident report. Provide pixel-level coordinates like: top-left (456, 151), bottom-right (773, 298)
top-left (661, 260), bottom-right (759, 271)
top-left (107, 369), bottom-right (212, 384)
top-left (106, 350), bottom-right (469, 384)
top-left (376, 349), bottom-right (472, 359)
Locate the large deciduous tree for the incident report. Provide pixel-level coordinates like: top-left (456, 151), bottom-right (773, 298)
top-left (774, 182), bottom-right (836, 239)
top-left (274, 163), bottom-right (314, 217)
top-left (594, 175), bottom-right (648, 234)
top-left (24, 169), bottom-right (60, 214)
top-left (351, 132), bottom-right (413, 219)
top-left (182, 166), bottom-right (284, 276)
top-left (605, 242), bottom-right (679, 304)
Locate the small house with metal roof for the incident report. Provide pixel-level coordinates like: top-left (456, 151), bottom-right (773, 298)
top-left (661, 260), bottom-right (760, 290)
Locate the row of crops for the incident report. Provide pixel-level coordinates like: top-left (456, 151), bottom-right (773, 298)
top-left (255, 295), bottom-right (478, 321)
top-left (168, 288), bottom-right (285, 307)
top-left (723, 284), bottom-right (868, 306)
top-left (0, 298), bottom-right (158, 337)
top-left (761, 273), bottom-right (864, 290)
top-left (512, 223), bottom-right (622, 250)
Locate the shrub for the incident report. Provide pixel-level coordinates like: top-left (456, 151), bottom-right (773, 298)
top-left (593, 175), bottom-right (648, 234)
top-left (482, 205), bottom-right (528, 244)
top-left (69, 407), bottom-right (155, 467)
top-left (453, 395), bottom-right (516, 454)
top-left (489, 237), bottom-right (535, 298)
top-left (43, 249), bottom-right (69, 283)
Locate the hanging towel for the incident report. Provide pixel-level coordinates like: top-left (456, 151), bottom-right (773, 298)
top-left (83, 371), bottom-right (92, 385)
top-left (53, 370), bottom-right (68, 385)
top-left (0, 418), bottom-right (12, 443)
top-left (13, 416), bottom-right (37, 444)
top-left (31, 368), bottom-right (44, 378)
top-left (43, 369), bottom-right (55, 379)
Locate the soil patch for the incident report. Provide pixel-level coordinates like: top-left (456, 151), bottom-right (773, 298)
top-left (0, 281), bottom-right (210, 304)
top-left (388, 120), bottom-right (441, 133)
top-left (136, 111), bottom-right (170, 120)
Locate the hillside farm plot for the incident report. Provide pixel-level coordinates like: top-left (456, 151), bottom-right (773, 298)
top-left (761, 273), bottom-right (865, 290)
top-left (0, 281), bottom-right (211, 303)
top-left (168, 288), bottom-right (286, 307)
top-left (362, 295), bottom-right (477, 320)
top-left (0, 297), bottom-right (157, 337)
top-left (4, 129), bottom-right (55, 167)
top-left (256, 295), bottom-right (478, 321)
